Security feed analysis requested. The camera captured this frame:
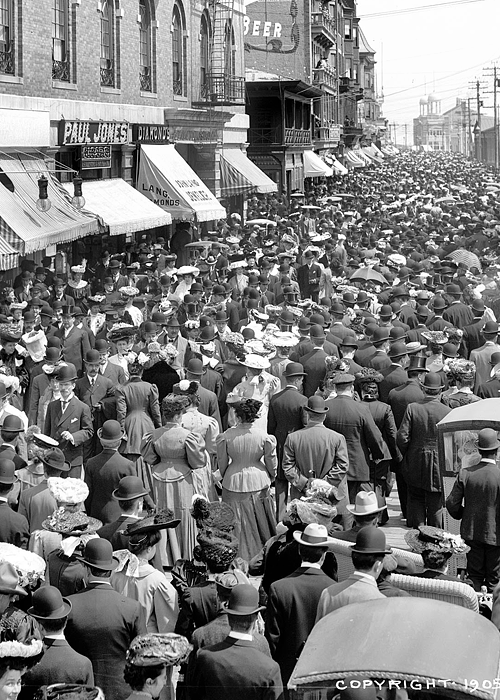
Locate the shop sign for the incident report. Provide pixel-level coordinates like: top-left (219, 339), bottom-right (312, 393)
top-left (81, 144), bottom-right (112, 170)
top-left (167, 126), bottom-right (219, 143)
top-left (132, 123), bottom-right (170, 144)
top-left (59, 120), bottom-right (129, 145)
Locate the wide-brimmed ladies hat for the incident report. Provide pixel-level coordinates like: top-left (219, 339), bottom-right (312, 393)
top-left (125, 509), bottom-right (180, 536)
top-left (42, 509), bottom-right (102, 536)
top-left (405, 525), bottom-right (470, 555)
top-left (346, 491), bottom-right (386, 516)
top-left (28, 586), bottom-right (72, 620)
top-left (293, 523), bottom-right (335, 547)
top-left (0, 561), bottom-right (27, 596)
top-left (239, 353), bottom-right (270, 370)
top-left (126, 633), bottom-right (192, 668)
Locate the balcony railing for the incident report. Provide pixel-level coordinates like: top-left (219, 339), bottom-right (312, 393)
top-left (311, 11), bottom-right (336, 40)
top-left (173, 77), bottom-right (184, 95)
top-left (140, 68), bottom-right (152, 92)
top-left (314, 125), bottom-right (341, 143)
top-left (0, 42), bottom-right (14, 75)
top-left (249, 127), bottom-right (280, 145)
top-left (100, 60), bottom-right (115, 87)
top-left (313, 66), bottom-right (337, 89)
top-left (202, 74), bottom-right (245, 105)
top-left (53, 57), bottom-right (70, 82)
top-left (284, 127), bottom-right (312, 145)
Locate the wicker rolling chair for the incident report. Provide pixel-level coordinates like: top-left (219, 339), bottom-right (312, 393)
top-left (329, 538), bottom-right (424, 581)
top-left (390, 573), bottom-right (479, 612)
top-left (442, 475), bottom-right (468, 577)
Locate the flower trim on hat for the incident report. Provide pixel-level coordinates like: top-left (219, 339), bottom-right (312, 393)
top-left (0, 639), bottom-right (43, 658)
top-left (443, 358), bottom-right (476, 379)
top-left (47, 477), bottom-right (89, 505)
top-left (0, 544), bottom-right (45, 588)
top-left (355, 367), bottom-right (384, 384)
top-left (126, 633), bottom-right (192, 667)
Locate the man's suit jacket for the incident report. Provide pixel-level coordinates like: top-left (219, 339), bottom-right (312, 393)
top-left (56, 325), bottom-right (91, 375)
top-left (100, 362), bottom-right (127, 385)
top-left (75, 374), bottom-right (116, 420)
top-left (18, 481), bottom-right (57, 533)
top-left (65, 582), bottom-right (146, 700)
top-left (443, 301), bottom-right (474, 328)
top-left (388, 379), bottom-right (425, 428)
top-left (406, 324), bottom-right (428, 344)
top-left (297, 262), bottom-right (321, 298)
top-left (21, 637), bottom-right (94, 700)
top-left (355, 343), bottom-right (376, 368)
top-left (0, 443), bottom-right (26, 471)
top-left (199, 366), bottom-right (223, 399)
top-left (324, 395), bottom-right (385, 482)
top-left (266, 566), bottom-right (334, 684)
top-left (315, 573), bottom-right (385, 621)
top-left (97, 514), bottom-right (141, 551)
top-left (302, 348), bottom-right (328, 398)
top-left (478, 377), bottom-right (500, 399)
top-left (462, 318), bottom-right (485, 358)
top-left (282, 423), bottom-right (348, 500)
top-left (192, 613), bottom-right (270, 655)
top-left (85, 449), bottom-right (137, 523)
top-left (44, 396), bottom-right (93, 474)
top-left (369, 350), bottom-right (392, 371)
top-left (28, 373), bottom-right (50, 425)
top-left (379, 364), bottom-right (408, 403)
top-left (0, 501), bottom-right (29, 548)
top-left (291, 339), bottom-right (338, 363)
top-left (197, 385), bottom-right (222, 430)
top-left (471, 342), bottom-right (500, 392)
top-left (189, 635), bottom-right (283, 700)
top-left (397, 397), bottom-right (451, 492)
top-left (446, 460), bottom-right (500, 546)
top-left (267, 386), bottom-right (307, 472)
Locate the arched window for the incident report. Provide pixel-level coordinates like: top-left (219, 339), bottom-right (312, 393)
top-left (0, 0), bottom-right (14, 74)
top-left (52, 0), bottom-right (69, 80)
top-left (200, 12), bottom-right (210, 98)
top-left (100, 0), bottom-right (115, 86)
top-left (172, 2), bottom-right (186, 96)
top-left (139, 0), bottom-right (152, 91)
top-left (224, 19), bottom-right (236, 78)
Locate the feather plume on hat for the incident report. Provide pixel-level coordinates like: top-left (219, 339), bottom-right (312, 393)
top-left (355, 367), bottom-right (384, 385)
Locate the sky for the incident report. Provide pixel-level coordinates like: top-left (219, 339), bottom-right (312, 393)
top-left (355, 0), bottom-right (500, 145)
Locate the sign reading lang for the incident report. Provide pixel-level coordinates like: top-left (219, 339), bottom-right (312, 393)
top-left (244, 0), bottom-right (306, 78)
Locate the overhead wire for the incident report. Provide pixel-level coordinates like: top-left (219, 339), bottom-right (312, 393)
top-left (360, 0), bottom-right (485, 18)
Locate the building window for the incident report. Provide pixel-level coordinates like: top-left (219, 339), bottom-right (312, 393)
top-left (100, 0), bottom-right (115, 87)
top-left (200, 12), bottom-right (210, 98)
top-left (52, 0), bottom-right (70, 81)
top-left (0, 0), bottom-right (14, 75)
top-left (344, 19), bottom-right (352, 40)
top-left (172, 2), bottom-right (186, 96)
top-left (139, 0), bottom-right (152, 91)
top-left (224, 19), bottom-right (236, 78)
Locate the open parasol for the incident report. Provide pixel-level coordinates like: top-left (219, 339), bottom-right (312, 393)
top-left (350, 268), bottom-right (387, 285)
top-left (446, 249), bottom-right (481, 270)
top-left (245, 219), bottom-right (277, 226)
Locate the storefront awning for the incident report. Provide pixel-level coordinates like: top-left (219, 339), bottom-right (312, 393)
top-left (345, 150), bottom-right (366, 168)
top-left (219, 149), bottom-right (277, 197)
top-left (62, 178), bottom-right (171, 236)
top-left (303, 150), bottom-right (333, 178)
top-left (137, 144), bottom-right (226, 223)
top-left (331, 157), bottom-right (348, 175)
top-left (0, 222), bottom-right (19, 270)
top-left (0, 154), bottom-right (99, 254)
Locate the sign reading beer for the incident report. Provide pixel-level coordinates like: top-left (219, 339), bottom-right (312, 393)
top-left (59, 120), bottom-right (129, 145)
top-left (132, 123), bottom-right (170, 144)
top-left (81, 144), bottom-right (112, 170)
top-left (244, 0), bottom-right (307, 80)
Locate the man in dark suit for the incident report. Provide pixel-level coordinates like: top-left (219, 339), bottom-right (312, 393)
top-left (266, 524), bottom-right (335, 686)
top-left (56, 306), bottom-right (91, 377)
top-left (446, 428), bottom-right (500, 592)
top-left (297, 250), bottom-right (321, 302)
top-left (186, 358), bottom-right (223, 400)
top-left (369, 328), bottom-right (392, 371)
top-left (378, 342), bottom-right (409, 403)
top-left (0, 459), bottom-right (29, 548)
top-left (48, 278), bottom-right (76, 309)
top-left (477, 352), bottom-right (500, 398)
top-left (196, 383), bottom-right (222, 430)
top-left (324, 374), bottom-right (385, 506)
top-left (301, 325), bottom-right (330, 398)
top-left (406, 306), bottom-right (431, 344)
top-left (85, 426), bottom-right (140, 524)
top-left (44, 363), bottom-right (93, 478)
top-left (188, 584), bottom-right (283, 700)
top-left (442, 284), bottom-right (474, 327)
top-left (65, 539), bottom-right (145, 700)
top-left (267, 362), bottom-right (307, 521)
top-left (21, 586), bottom-right (94, 700)
top-left (75, 349), bottom-right (116, 459)
top-left (18, 448), bottom-right (70, 532)
top-left (282, 396), bottom-right (348, 502)
top-left (0, 415), bottom-right (27, 471)
top-left (97, 476), bottom-right (150, 550)
top-left (461, 299), bottom-right (486, 358)
top-left (94, 339), bottom-right (125, 383)
top-left (397, 373), bottom-right (451, 529)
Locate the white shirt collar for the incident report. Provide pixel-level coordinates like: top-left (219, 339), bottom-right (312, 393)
top-left (302, 562), bottom-right (322, 570)
top-left (228, 631), bottom-right (253, 641)
top-left (0, 496), bottom-right (8, 503)
top-left (353, 570), bottom-right (377, 584)
top-left (482, 458), bottom-right (497, 464)
top-left (44, 633), bottom-right (66, 640)
top-left (88, 580), bottom-right (112, 585)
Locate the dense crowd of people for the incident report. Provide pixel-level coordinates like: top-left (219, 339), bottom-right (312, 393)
top-left (1, 149), bottom-right (500, 699)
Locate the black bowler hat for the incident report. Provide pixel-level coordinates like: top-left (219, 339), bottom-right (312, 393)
top-left (28, 586), bottom-right (72, 620)
top-left (78, 539), bottom-right (118, 571)
top-left (0, 458), bottom-right (17, 485)
top-left (112, 475), bottom-right (149, 501)
top-left (351, 526), bottom-right (391, 555)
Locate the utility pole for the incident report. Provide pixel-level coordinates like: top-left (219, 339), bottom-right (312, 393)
top-left (476, 79), bottom-right (482, 161)
top-left (467, 97), bottom-right (472, 158)
top-left (404, 123), bottom-right (407, 148)
top-left (393, 121), bottom-right (396, 145)
top-left (494, 65), bottom-right (499, 171)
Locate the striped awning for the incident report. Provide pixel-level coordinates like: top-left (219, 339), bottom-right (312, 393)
top-left (220, 149), bottom-right (278, 196)
top-left (0, 154), bottom-right (99, 254)
top-left (303, 150), bottom-right (334, 178)
top-left (0, 221), bottom-right (20, 270)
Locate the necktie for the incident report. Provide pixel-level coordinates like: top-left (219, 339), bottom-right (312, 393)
top-left (61, 400), bottom-right (69, 413)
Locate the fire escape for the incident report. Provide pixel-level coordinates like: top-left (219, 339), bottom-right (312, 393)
top-left (203, 0), bottom-right (245, 106)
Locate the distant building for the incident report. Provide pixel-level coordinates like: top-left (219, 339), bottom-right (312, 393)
top-left (413, 95), bottom-right (444, 150)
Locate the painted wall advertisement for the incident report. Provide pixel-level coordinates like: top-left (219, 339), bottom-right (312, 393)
top-left (244, 0), bottom-right (307, 80)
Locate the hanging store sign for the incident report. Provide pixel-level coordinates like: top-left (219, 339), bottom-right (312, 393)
top-left (59, 120), bottom-right (129, 145)
top-left (167, 125), bottom-right (219, 144)
top-left (132, 123), bottom-right (170, 144)
top-left (81, 144), bottom-right (112, 170)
